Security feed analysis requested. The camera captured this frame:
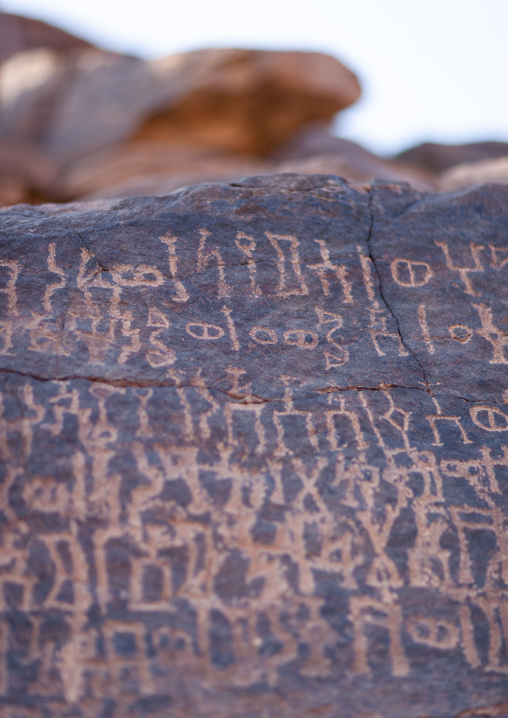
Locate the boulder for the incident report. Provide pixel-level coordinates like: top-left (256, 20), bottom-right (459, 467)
top-left (439, 156), bottom-right (508, 191)
top-left (0, 11), bottom-right (94, 65)
top-left (0, 174), bottom-right (507, 717)
top-left (51, 141), bottom-right (269, 200)
top-left (275, 154), bottom-right (435, 192)
top-left (0, 48), bottom-right (361, 171)
top-left (0, 138), bottom-right (57, 205)
top-left (396, 140), bottom-right (508, 174)
top-left (63, 126), bottom-right (434, 202)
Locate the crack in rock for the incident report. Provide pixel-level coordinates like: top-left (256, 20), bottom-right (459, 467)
top-left (366, 190), bottom-right (433, 395)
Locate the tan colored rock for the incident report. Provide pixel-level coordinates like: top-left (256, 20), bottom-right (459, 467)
top-left (70, 127), bottom-right (434, 201)
top-left (0, 48), bottom-right (361, 169)
top-left (52, 141), bottom-right (268, 200)
top-left (0, 10), bottom-right (93, 64)
top-left (439, 156), bottom-right (508, 190)
top-left (0, 138), bottom-right (57, 205)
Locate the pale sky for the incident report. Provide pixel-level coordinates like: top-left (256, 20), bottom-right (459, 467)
top-left (2, 0), bottom-right (507, 156)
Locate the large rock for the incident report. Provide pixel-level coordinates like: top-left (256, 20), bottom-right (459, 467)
top-left (0, 139), bottom-right (57, 205)
top-left (63, 126), bottom-right (435, 202)
top-left (0, 48), bottom-right (361, 171)
top-left (0, 175), bottom-right (507, 717)
top-left (0, 11), bottom-right (94, 65)
top-left (396, 140), bottom-right (508, 174)
top-left (51, 142), bottom-right (269, 201)
top-left (439, 156), bottom-right (508, 191)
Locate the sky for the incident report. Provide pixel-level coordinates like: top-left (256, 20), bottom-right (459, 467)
top-left (1, 0), bottom-right (507, 156)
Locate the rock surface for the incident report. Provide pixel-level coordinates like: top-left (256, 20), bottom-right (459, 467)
top-left (0, 48), bottom-right (360, 168)
top-left (0, 174), bottom-right (507, 717)
top-left (67, 127), bottom-right (436, 202)
top-left (0, 11), bottom-right (94, 64)
top-left (396, 140), bottom-right (508, 174)
top-left (439, 156), bottom-right (508, 191)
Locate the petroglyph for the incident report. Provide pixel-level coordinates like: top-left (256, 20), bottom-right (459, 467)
top-left (0, 177), bottom-right (507, 718)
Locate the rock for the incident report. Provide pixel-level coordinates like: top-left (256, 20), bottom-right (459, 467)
top-left (0, 138), bottom-right (57, 205)
top-left (0, 11), bottom-right (94, 65)
top-left (0, 48), bottom-right (361, 172)
top-left (0, 174), bottom-right (507, 717)
top-left (396, 140), bottom-right (508, 174)
top-left (272, 125), bottom-right (436, 189)
top-left (0, 49), bottom-right (137, 166)
top-left (52, 141), bottom-right (269, 200)
top-left (275, 153), bottom-right (435, 192)
top-left (65, 126), bottom-right (434, 202)
top-left (439, 156), bottom-right (508, 191)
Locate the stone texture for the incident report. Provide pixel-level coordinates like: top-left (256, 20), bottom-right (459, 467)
top-left (0, 11), bottom-right (94, 65)
top-left (439, 156), bottom-right (508, 191)
top-left (396, 140), bottom-right (508, 174)
top-left (0, 174), bottom-right (507, 717)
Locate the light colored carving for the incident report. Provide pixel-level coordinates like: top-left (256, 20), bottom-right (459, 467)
top-left (470, 405), bottom-right (508, 432)
top-left (197, 228), bottom-right (230, 298)
top-left (147, 328), bottom-right (175, 367)
top-left (0, 258), bottom-right (19, 316)
top-left (283, 329), bottom-right (318, 350)
top-left (407, 617), bottom-right (459, 650)
top-left (147, 307), bottom-right (170, 327)
top-left (435, 241), bottom-right (484, 296)
top-left (273, 376), bottom-right (318, 456)
top-left (391, 258), bottom-right (433, 287)
top-left (221, 304), bottom-right (240, 351)
top-left (357, 245), bottom-right (377, 304)
top-left (448, 324), bottom-right (472, 343)
top-left (235, 232), bottom-right (262, 297)
top-left (417, 304), bottom-right (435, 354)
top-left (249, 326), bottom-right (277, 344)
top-left (326, 397), bottom-right (368, 452)
top-left (266, 232), bottom-right (309, 297)
top-left (159, 234), bottom-right (189, 302)
top-left (43, 242), bottom-right (66, 313)
top-left (470, 597), bottom-right (508, 674)
top-left (186, 321), bottom-right (225, 340)
top-left (473, 303), bottom-right (508, 364)
top-left (490, 244), bottom-right (508, 271)
top-left (426, 414), bottom-right (472, 446)
top-left (350, 597), bottom-right (409, 676)
top-left (110, 263), bottom-right (164, 287)
top-left (315, 307), bottom-right (350, 367)
top-left (307, 240), bottom-right (352, 301)
top-left (369, 308), bottom-right (408, 357)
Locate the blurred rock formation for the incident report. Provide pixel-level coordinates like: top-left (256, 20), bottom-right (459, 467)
top-left (0, 10), bottom-right (94, 63)
top-left (1, 12), bottom-right (508, 205)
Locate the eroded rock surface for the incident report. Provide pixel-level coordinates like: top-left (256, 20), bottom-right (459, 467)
top-left (0, 175), bottom-right (507, 718)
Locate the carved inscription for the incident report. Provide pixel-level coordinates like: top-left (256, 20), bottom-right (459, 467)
top-left (0, 180), bottom-right (507, 717)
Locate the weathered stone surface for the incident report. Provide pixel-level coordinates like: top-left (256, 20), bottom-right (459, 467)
top-left (396, 140), bottom-right (508, 174)
top-left (0, 11), bottom-right (94, 65)
top-left (439, 157), bottom-right (508, 191)
top-left (0, 174), bottom-right (507, 718)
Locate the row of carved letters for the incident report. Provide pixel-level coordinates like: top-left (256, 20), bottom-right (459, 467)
top-left (0, 235), bottom-right (507, 364)
top-left (0, 590), bottom-right (506, 700)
